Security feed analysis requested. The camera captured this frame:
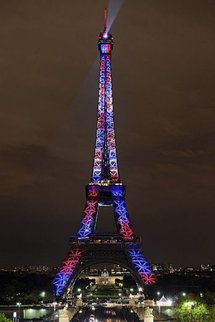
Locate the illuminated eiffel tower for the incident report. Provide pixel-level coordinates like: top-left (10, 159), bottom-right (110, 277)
top-left (53, 9), bottom-right (156, 298)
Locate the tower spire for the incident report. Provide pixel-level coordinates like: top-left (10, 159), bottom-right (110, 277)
top-left (103, 7), bottom-right (107, 32)
top-left (91, 9), bottom-right (119, 184)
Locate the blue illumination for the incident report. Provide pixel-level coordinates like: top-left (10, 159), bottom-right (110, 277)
top-left (113, 199), bottom-right (134, 240)
top-left (53, 248), bottom-right (82, 297)
top-left (77, 200), bottom-right (98, 239)
top-left (127, 245), bottom-right (156, 285)
top-left (100, 44), bottom-right (111, 54)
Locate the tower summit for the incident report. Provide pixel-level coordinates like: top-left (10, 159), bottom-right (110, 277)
top-left (53, 9), bottom-right (156, 299)
top-left (92, 8), bottom-right (118, 184)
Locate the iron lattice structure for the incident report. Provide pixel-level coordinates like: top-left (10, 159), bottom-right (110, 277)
top-left (53, 9), bottom-right (156, 298)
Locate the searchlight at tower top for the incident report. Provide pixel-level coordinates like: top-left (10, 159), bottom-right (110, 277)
top-left (98, 8), bottom-right (113, 54)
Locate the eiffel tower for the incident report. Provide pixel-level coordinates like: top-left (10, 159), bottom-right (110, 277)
top-left (53, 9), bottom-right (156, 298)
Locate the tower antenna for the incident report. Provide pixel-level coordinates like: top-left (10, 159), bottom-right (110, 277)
top-left (104, 7), bottom-right (108, 32)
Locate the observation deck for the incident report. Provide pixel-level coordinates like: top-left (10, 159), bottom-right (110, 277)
top-left (70, 234), bottom-right (141, 245)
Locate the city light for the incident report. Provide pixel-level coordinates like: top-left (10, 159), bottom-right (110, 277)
top-left (167, 299), bottom-right (173, 306)
top-left (184, 301), bottom-right (195, 308)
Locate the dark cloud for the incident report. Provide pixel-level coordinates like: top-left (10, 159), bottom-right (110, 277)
top-left (0, 0), bottom-right (215, 266)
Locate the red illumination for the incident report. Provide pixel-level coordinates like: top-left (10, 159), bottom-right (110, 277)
top-left (88, 188), bottom-right (98, 197)
top-left (59, 248), bottom-right (82, 274)
top-left (119, 222), bottom-right (134, 240)
top-left (141, 273), bottom-right (157, 285)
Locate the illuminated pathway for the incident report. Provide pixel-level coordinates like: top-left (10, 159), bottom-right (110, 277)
top-left (72, 307), bottom-right (140, 322)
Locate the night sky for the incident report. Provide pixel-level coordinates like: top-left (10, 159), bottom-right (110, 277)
top-left (0, 0), bottom-right (215, 267)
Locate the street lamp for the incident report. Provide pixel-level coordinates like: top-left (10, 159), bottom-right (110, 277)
top-left (41, 291), bottom-right (46, 298)
top-left (13, 311), bottom-right (17, 322)
top-left (182, 292), bottom-right (186, 297)
top-left (16, 302), bottom-right (21, 322)
top-left (52, 301), bottom-right (57, 322)
top-left (157, 291), bottom-right (161, 302)
top-left (130, 309), bottom-right (136, 322)
top-left (52, 302), bottom-right (57, 312)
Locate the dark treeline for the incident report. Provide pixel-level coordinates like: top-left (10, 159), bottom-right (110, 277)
top-left (0, 272), bottom-right (54, 304)
top-left (148, 272), bottom-right (215, 299)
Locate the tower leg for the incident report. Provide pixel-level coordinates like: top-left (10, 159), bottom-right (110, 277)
top-left (54, 241), bottom-right (155, 298)
top-left (77, 199), bottom-right (98, 239)
top-left (127, 244), bottom-right (156, 285)
top-left (53, 246), bottom-right (82, 297)
top-left (113, 198), bottom-right (134, 240)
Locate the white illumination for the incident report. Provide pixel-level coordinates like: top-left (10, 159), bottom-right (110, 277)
top-left (167, 299), bottom-right (173, 306)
